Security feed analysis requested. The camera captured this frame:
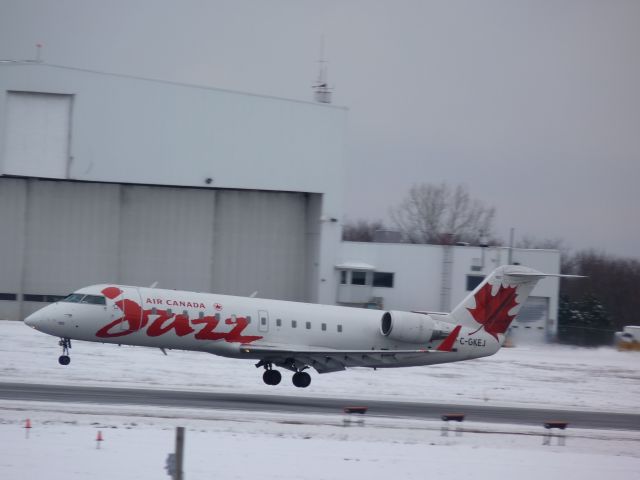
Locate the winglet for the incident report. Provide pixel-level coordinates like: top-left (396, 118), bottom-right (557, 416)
top-left (437, 325), bottom-right (461, 352)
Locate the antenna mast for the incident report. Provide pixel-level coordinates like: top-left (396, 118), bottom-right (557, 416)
top-left (312, 36), bottom-right (332, 104)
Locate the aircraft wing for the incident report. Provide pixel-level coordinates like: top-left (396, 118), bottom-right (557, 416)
top-left (411, 310), bottom-right (449, 315)
top-left (240, 343), bottom-right (449, 374)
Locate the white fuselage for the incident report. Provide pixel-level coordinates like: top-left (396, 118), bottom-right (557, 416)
top-left (24, 283), bottom-right (500, 370)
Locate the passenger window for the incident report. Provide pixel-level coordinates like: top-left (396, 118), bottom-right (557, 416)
top-left (321, 323), bottom-right (327, 331)
top-left (198, 311), bottom-right (204, 319)
top-left (306, 322), bottom-right (311, 330)
top-left (152, 307), bottom-right (157, 315)
top-left (167, 308), bottom-right (172, 315)
top-left (182, 310), bottom-right (188, 317)
top-left (246, 315), bottom-right (252, 324)
top-left (261, 316), bottom-right (267, 326)
top-left (292, 320), bottom-right (297, 328)
top-left (337, 324), bottom-right (343, 333)
top-left (276, 319), bottom-right (282, 327)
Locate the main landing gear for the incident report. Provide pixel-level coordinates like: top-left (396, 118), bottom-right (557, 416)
top-left (262, 368), bottom-right (282, 386)
top-left (58, 338), bottom-right (71, 366)
top-left (258, 361), bottom-right (312, 388)
top-left (292, 371), bottom-right (311, 388)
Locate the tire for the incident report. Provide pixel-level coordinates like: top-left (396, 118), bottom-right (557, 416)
top-left (292, 371), bottom-right (311, 388)
top-left (263, 369), bottom-right (282, 385)
top-left (58, 355), bottom-right (71, 366)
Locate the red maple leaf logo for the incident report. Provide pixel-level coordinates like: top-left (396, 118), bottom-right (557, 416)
top-left (467, 282), bottom-right (519, 340)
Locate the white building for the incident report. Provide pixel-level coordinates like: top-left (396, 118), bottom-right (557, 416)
top-left (0, 62), bottom-right (347, 320)
top-left (336, 242), bottom-right (561, 343)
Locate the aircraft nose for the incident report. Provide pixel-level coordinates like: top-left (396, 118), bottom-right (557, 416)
top-left (24, 313), bottom-right (37, 327)
top-left (24, 310), bottom-right (43, 328)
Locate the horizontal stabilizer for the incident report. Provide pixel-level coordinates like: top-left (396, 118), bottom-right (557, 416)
top-left (505, 272), bottom-right (586, 279)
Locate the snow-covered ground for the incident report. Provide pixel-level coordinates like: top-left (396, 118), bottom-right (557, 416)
top-left (1, 320), bottom-right (638, 412)
top-left (1, 401), bottom-right (639, 480)
top-left (2, 320), bottom-right (640, 479)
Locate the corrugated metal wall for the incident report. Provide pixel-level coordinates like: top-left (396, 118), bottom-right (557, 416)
top-left (211, 190), bottom-right (308, 301)
top-left (118, 185), bottom-right (216, 291)
top-left (22, 181), bottom-right (120, 295)
top-left (0, 178), bottom-right (312, 319)
top-left (0, 178), bottom-right (27, 319)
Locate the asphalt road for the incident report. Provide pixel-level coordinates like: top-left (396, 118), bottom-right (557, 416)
top-left (1, 382), bottom-right (638, 431)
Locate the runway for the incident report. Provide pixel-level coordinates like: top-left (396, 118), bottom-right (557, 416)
top-left (1, 382), bottom-right (638, 431)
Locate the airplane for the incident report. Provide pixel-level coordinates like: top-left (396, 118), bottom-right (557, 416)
top-left (23, 265), bottom-right (571, 388)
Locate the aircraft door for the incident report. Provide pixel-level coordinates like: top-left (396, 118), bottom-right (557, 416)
top-left (110, 287), bottom-right (144, 333)
top-left (258, 310), bottom-right (269, 333)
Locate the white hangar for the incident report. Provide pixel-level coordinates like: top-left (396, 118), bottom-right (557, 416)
top-left (0, 63), bottom-right (347, 320)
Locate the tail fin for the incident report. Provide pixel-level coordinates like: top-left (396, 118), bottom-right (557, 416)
top-left (447, 265), bottom-right (578, 341)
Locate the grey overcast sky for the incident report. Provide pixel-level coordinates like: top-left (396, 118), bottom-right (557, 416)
top-left (1, 0), bottom-right (639, 257)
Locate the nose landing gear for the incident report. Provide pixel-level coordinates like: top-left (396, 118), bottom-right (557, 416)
top-left (58, 338), bottom-right (71, 365)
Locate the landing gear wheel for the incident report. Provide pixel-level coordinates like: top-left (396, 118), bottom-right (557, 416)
top-left (58, 338), bottom-right (71, 365)
top-left (263, 369), bottom-right (282, 386)
top-left (292, 371), bottom-right (311, 388)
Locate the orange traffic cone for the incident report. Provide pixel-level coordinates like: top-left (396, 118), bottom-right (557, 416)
top-left (96, 430), bottom-right (103, 449)
top-left (24, 418), bottom-right (32, 439)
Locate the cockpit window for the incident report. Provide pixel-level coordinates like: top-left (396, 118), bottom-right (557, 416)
top-left (60, 293), bottom-right (85, 303)
top-left (60, 293), bottom-right (106, 305)
top-left (81, 295), bottom-right (106, 305)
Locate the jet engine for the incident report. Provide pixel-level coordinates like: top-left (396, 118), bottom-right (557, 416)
top-left (380, 311), bottom-right (454, 344)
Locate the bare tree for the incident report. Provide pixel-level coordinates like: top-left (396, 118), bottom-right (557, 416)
top-left (561, 250), bottom-right (640, 331)
top-left (390, 183), bottom-right (496, 245)
top-left (342, 219), bottom-right (385, 242)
